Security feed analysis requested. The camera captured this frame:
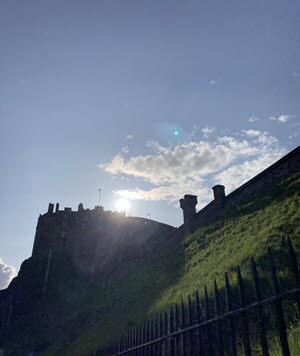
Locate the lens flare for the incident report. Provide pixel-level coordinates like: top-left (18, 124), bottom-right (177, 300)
top-left (115, 199), bottom-right (130, 212)
top-left (174, 131), bottom-right (179, 136)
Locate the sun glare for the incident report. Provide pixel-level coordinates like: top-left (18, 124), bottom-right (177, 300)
top-left (115, 199), bottom-right (130, 212)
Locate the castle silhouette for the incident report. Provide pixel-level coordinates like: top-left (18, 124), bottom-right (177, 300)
top-left (32, 146), bottom-right (300, 283)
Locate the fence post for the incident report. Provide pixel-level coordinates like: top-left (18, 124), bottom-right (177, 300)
top-left (181, 298), bottom-right (186, 356)
top-left (286, 236), bottom-right (300, 312)
top-left (159, 313), bottom-right (163, 356)
top-left (127, 332), bottom-right (130, 355)
top-left (225, 272), bottom-right (237, 356)
top-left (139, 323), bottom-right (143, 356)
top-left (142, 322), bottom-right (146, 356)
top-left (237, 265), bottom-right (252, 356)
top-left (187, 295), bottom-right (195, 355)
top-left (164, 310), bottom-right (168, 356)
top-left (204, 285), bottom-right (214, 355)
top-left (118, 337), bottom-right (121, 356)
top-left (151, 318), bottom-right (154, 356)
top-left (174, 303), bottom-right (179, 356)
top-left (195, 290), bottom-right (204, 355)
top-left (130, 331), bottom-right (133, 355)
top-left (268, 247), bottom-right (290, 356)
top-left (146, 320), bottom-right (151, 356)
top-left (169, 307), bottom-right (174, 356)
top-left (213, 280), bottom-right (224, 356)
top-left (134, 328), bottom-right (138, 356)
top-left (154, 315), bottom-right (158, 356)
top-left (251, 257), bottom-right (269, 356)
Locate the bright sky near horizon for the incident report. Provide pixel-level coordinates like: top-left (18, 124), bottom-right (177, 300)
top-left (1, 0), bottom-right (299, 288)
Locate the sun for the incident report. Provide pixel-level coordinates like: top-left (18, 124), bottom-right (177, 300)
top-left (115, 199), bottom-right (130, 212)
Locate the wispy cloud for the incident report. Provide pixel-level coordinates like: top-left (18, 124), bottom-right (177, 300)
top-left (201, 127), bottom-right (215, 136)
top-left (268, 114), bottom-right (292, 123)
top-left (209, 80), bottom-right (216, 85)
top-left (99, 129), bottom-right (285, 206)
top-left (242, 129), bottom-right (261, 137)
top-left (121, 146), bottom-right (129, 153)
top-left (126, 135), bottom-right (133, 139)
top-left (249, 114), bottom-right (294, 124)
top-left (0, 258), bottom-right (17, 290)
top-left (248, 117), bottom-right (259, 123)
top-left (288, 132), bottom-right (298, 140)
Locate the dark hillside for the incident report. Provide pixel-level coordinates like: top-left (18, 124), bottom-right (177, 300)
top-left (1, 172), bottom-right (300, 355)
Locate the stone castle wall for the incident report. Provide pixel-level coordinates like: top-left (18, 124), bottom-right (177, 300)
top-left (32, 145), bottom-right (300, 280)
top-left (184, 145), bottom-right (300, 232)
top-left (32, 204), bottom-right (175, 281)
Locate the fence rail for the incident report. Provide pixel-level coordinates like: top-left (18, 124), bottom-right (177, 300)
top-left (95, 236), bottom-right (300, 356)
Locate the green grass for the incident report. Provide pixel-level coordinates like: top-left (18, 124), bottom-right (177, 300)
top-left (270, 323), bottom-right (300, 356)
top-left (62, 172), bottom-right (300, 356)
top-left (250, 322), bottom-right (300, 356)
top-left (3, 172), bottom-right (300, 355)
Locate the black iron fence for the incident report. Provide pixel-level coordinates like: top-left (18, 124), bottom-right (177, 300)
top-left (95, 236), bottom-right (300, 356)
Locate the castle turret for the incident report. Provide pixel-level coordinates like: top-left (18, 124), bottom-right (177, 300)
top-left (47, 203), bottom-right (54, 214)
top-left (78, 202), bottom-right (84, 212)
top-left (55, 203), bottom-right (59, 212)
top-left (212, 185), bottom-right (225, 208)
top-left (180, 194), bottom-right (197, 235)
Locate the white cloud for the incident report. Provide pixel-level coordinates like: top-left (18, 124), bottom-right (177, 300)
top-left (201, 127), bottom-right (215, 136)
top-left (278, 115), bottom-right (291, 123)
top-left (292, 72), bottom-right (300, 77)
top-left (0, 258), bottom-right (17, 290)
top-left (115, 183), bottom-right (212, 208)
top-left (126, 135), bottom-right (133, 139)
top-left (214, 152), bottom-right (284, 192)
top-left (242, 129), bottom-right (261, 137)
top-left (268, 114), bottom-right (292, 123)
top-left (288, 132), bottom-right (298, 140)
top-left (209, 80), bottom-right (216, 85)
top-left (114, 189), bottom-right (142, 200)
top-left (99, 138), bottom-right (253, 186)
top-left (248, 117), bottom-right (259, 123)
top-left (121, 146), bottom-right (129, 153)
top-left (99, 129), bottom-right (285, 205)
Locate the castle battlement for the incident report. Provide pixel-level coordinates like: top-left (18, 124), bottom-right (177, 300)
top-left (32, 201), bottom-right (175, 279)
top-left (33, 202), bottom-right (130, 257)
top-left (45, 202), bottom-right (124, 217)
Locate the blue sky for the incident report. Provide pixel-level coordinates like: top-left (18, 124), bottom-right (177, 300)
top-left (0, 0), bottom-right (299, 287)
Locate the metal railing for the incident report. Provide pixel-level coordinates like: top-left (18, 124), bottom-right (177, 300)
top-left (96, 236), bottom-right (300, 356)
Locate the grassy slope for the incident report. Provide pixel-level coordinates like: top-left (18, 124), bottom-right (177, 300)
top-left (39, 172), bottom-right (300, 355)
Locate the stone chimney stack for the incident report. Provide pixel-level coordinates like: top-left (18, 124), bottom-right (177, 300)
top-left (55, 203), bottom-right (59, 212)
top-left (212, 185), bottom-right (225, 208)
top-left (180, 194), bottom-right (198, 235)
top-left (47, 203), bottom-right (54, 214)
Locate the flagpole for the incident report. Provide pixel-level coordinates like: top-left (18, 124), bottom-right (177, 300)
top-left (98, 189), bottom-right (101, 206)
